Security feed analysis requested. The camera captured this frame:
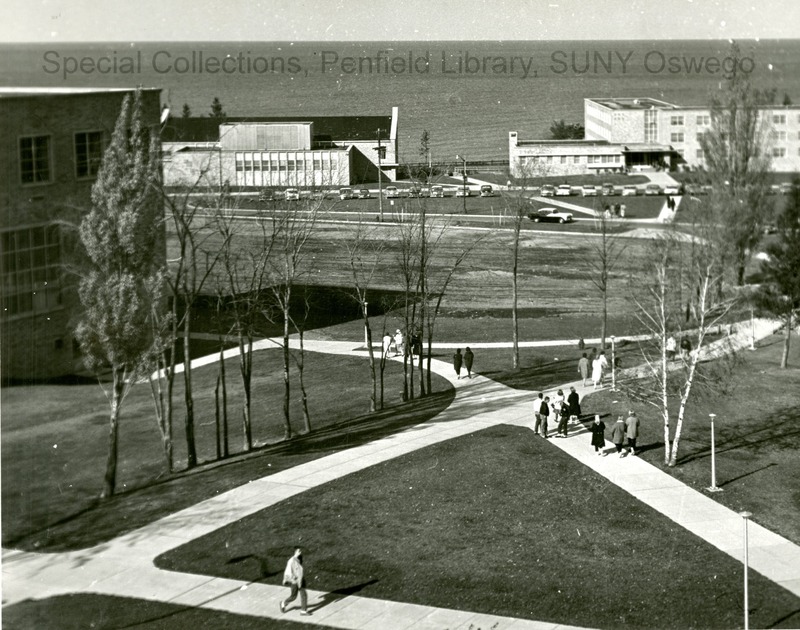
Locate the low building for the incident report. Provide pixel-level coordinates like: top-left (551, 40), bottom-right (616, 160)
top-left (508, 133), bottom-right (625, 178)
top-left (1, 87), bottom-right (162, 380)
top-left (161, 108), bottom-right (399, 188)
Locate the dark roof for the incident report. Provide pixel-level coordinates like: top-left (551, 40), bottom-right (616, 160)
top-left (162, 116), bottom-right (391, 143)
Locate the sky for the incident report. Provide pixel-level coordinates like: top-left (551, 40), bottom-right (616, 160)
top-left (2, 0), bottom-right (799, 42)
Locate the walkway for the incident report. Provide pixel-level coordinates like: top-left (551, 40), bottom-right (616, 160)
top-left (3, 319), bottom-right (799, 629)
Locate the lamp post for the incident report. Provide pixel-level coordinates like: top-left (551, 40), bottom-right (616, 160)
top-left (456, 154), bottom-right (467, 214)
top-left (706, 413), bottom-right (723, 492)
top-left (363, 301), bottom-right (369, 349)
top-left (740, 511), bottom-right (753, 630)
top-left (376, 128), bottom-right (384, 222)
top-left (610, 335), bottom-right (616, 390)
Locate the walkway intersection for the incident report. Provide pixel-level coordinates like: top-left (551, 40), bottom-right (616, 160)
top-left (3, 320), bottom-right (799, 629)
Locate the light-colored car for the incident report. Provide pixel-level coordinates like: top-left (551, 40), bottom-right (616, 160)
top-left (556, 184), bottom-right (573, 196)
top-left (339, 187), bottom-right (355, 200)
top-left (540, 184), bottom-right (556, 197)
top-left (430, 185), bottom-right (444, 198)
top-left (384, 185), bottom-right (401, 198)
top-left (285, 188), bottom-right (300, 201)
top-left (480, 184), bottom-right (495, 197)
top-left (644, 184), bottom-right (662, 196)
top-left (621, 185), bottom-right (638, 196)
top-left (601, 183), bottom-right (617, 196)
top-left (455, 186), bottom-right (471, 197)
top-left (581, 184), bottom-right (598, 197)
top-left (779, 182), bottom-right (794, 195)
top-left (663, 184), bottom-right (683, 195)
top-left (528, 207), bottom-right (574, 224)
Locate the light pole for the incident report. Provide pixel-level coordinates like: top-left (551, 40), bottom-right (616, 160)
top-left (610, 335), bottom-right (616, 391)
top-left (740, 511), bottom-right (753, 630)
top-left (376, 128), bottom-right (385, 222)
top-left (706, 413), bottom-right (723, 492)
top-left (456, 154), bottom-right (467, 214)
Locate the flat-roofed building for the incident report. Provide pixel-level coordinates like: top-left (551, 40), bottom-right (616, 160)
top-left (1, 87), bottom-right (163, 380)
top-left (508, 132), bottom-right (625, 177)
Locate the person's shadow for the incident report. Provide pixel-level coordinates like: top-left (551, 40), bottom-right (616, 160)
top-left (309, 579), bottom-right (380, 612)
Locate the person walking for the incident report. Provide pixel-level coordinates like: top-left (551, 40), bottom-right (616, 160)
top-left (453, 348), bottom-right (463, 379)
top-left (394, 329), bottom-right (404, 356)
top-left (557, 401), bottom-right (570, 438)
top-left (539, 396), bottom-right (551, 438)
top-left (666, 335), bottom-right (677, 360)
top-left (533, 392), bottom-right (544, 435)
top-left (463, 347), bottom-right (475, 378)
top-left (625, 410), bottom-right (640, 456)
top-left (590, 415), bottom-right (606, 456)
top-left (610, 415), bottom-right (627, 457)
top-left (598, 351), bottom-right (609, 384)
top-left (280, 548), bottom-right (310, 616)
top-left (578, 353), bottom-right (590, 386)
top-left (591, 354), bottom-right (603, 390)
top-left (567, 386), bottom-right (581, 421)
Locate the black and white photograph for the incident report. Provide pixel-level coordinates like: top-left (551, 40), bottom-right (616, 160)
top-left (2, 1), bottom-right (800, 628)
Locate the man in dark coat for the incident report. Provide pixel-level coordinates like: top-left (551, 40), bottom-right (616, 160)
top-left (463, 347), bottom-right (475, 378)
top-left (539, 396), bottom-right (551, 438)
top-left (567, 386), bottom-right (581, 420)
top-left (453, 348), bottom-right (463, 379)
top-left (590, 415), bottom-right (606, 455)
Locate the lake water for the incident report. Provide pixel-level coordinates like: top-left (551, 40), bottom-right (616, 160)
top-left (2, 39), bottom-right (799, 162)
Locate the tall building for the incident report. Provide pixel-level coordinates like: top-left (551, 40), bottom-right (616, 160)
top-left (1, 87), bottom-right (162, 380)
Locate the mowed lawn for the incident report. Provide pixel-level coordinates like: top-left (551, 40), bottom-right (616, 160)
top-left (156, 423), bottom-right (800, 630)
top-left (1, 349), bottom-right (453, 549)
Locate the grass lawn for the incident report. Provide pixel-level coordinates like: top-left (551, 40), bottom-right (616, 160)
top-left (584, 332), bottom-right (800, 546)
top-left (1, 349), bottom-right (454, 550)
top-left (156, 424), bottom-right (800, 630)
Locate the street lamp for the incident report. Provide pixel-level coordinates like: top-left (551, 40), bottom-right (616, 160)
top-left (376, 128), bottom-right (385, 222)
top-left (706, 413), bottom-right (723, 493)
top-left (456, 154), bottom-right (467, 214)
top-left (740, 511), bottom-right (753, 630)
top-left (610, 335), bottom-right (616, 390)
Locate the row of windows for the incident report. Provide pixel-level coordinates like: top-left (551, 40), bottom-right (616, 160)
top-left (524, 154), bottom-right (622, 165)
top-left (18, 132), bottom-right (105, 185)
top-left (696, 147), bottom-right (798, 159)
top-left (1, 225), bottom-right (62, 318)
top-left (234, 151), bottom-right (343, 173)
top-left (670, 113), bottom-right (800, 127)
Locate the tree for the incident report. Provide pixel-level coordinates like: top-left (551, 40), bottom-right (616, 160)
top-left (181, 103), bottom-right (192, 118)
top-left (755, 182), bottom-right (800, 367)
top-left (587, 198), bottom-right (627, 349)
top-left (550, 119), bottom-right (585, 140)
top-left (210, 97), bottom-right (226, 121)
top-left (698, 41), bottom-right (774, 286)
top-left (419, 130), bottom-right (431, 182)
top-left (75, 90), bottom-right (165, 498)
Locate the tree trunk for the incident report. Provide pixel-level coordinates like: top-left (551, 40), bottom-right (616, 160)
top-left (600, 289), bottom-right (608, 350)
top-left (214, 374), bottom-right (221, 460)
top-left (239, 333), bottom-right (252, 450)
top-left (781, 320), bottom-right (792, 369)
top-left (364, 315), bottom-right (377, 412)
top-left (183, 306), bottom-right (197, 468)
top-left (220, 343), bottom-right (229, 457)
top-left (298, 329), bottom-right (312, 433)
top-left (101, 367), bottom-right (125, 499)
top-left (512, 221), bottom-right (520, 369)
top-left (282, 308), bottom-right (293, 440)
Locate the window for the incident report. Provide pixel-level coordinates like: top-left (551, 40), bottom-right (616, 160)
top-left (74, 131), bottom-right (104, 179)
top-left (573, 155), bottom-right (581, 164)
top-left (696, 115), bottom-right (710, 126)
top-left (19, 136), bottom-right (52, 184)
top-left (670, 115), bottom-right (684, 126)
top-left (560, 156), bottom-right (567, 164)
top-left (774, 130), bottom-right (787, 141)
top-left (773, 114), bottom-right (786, 125)
top-left (1, 225), bottom-right (62, 317)
top-left (773, 147), bottom-right (786, 157)
top-left (671, 132), bottom-right (685, 143)
top-left (644, 109), bottom-right (658, 143)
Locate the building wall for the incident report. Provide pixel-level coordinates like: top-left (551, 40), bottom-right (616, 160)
top-left (508, 132), bottom-right (625, 177)
top-left (1, 89), bottom-right (162, 380)
top-left (219, 122), bottom-right (313, 151)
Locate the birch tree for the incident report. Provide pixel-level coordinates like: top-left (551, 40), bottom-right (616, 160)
top-left (75, 90), bottom-right (165, 498)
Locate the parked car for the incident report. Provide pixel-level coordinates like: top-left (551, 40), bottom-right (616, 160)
top-left (285, 188), bottom-right (300, 201)
top-left (384, 185), bottom-right (401, 198)
top-left (644, 184), bottom-right (662, 196)
top-left (621, 185), bottom-right (638, 197)
top-left (528, 207), bottom-right (574, 224)
top-left (663, 183), bottom-right (684, 195)
top-left (540, 184), bottom-right (556, 197)
top-left (581, 184), bottom-right (598, 197)
top-left (430, 185), bottom-right (444, 198)
top-left (684, 183), bottom-right (702, 196)
top-left (480, 184), bottom-right (495, 197)
top-left (356, 188), bottom-right (371, 199)
top-left (601, 183), bottom-right (617, 196)
top-left (556, 184), bottom-right (573, 196)
top-left (339, 187), bottom-right (355, 200)
top-left (779, 182), bottom-right (794, 195)
top-left (258, 189), bottom-right (274, 202)
top-left (455, 186), bottom-right (471, 197)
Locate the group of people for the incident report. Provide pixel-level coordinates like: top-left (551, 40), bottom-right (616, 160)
top-left (533, 386), bottom-right (582, 438)
top-left (382, 328), bottom-right (425, 358)
top-left (577, 349), bottom-right (610, 390)
top-left (590, 410), bottom-right (640, 458)
top-left (453, 347), bottom-right (475, 379)
top-left (602, 203), bottom-right (626, 219)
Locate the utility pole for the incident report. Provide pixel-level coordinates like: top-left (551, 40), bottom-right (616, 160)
top-left (456, 154), bottom-right (467, 214)
top-left (376, 128), bottom-right (384, 222)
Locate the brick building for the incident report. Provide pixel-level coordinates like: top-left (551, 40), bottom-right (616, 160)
top-left (1, 87), bottom-right (162, 380)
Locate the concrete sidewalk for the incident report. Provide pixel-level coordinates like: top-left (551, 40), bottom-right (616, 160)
top-left (3, 320), bottom-right (799, 629)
